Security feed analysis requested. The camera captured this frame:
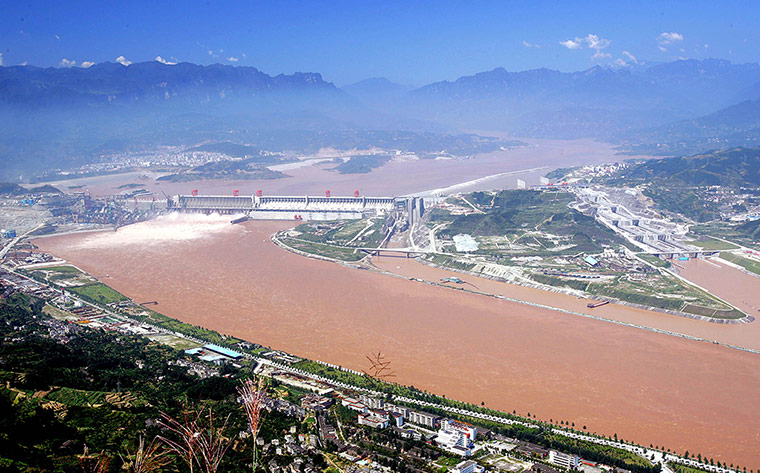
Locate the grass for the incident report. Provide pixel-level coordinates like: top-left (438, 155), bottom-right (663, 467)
top-left (434, 456), bottom-right (461, 467)
top-left (685, 238), bottom-right (738, 251)
top-left (669, 462), bottom-right (714, 473)
top-left (425, 254), bottom-right (477, 272)
top-left (42, 304), bottom-right (79, 321)
top-left (146, 334), bottom-right (202, 350)
top-left (46, 387), bottom-right (107, 407)
top-left (280, 237), bottom-right (364, 262)
top-left (691, 222), bottom-right (760, 252)
top-left (435, 190), bottom-right (629, 256)
top-left (720, 252), bottom-right (760, 276)
top-left (294, 218), bottom-right (386, 248)
top-left (68, 283), bottom-right (128, 305)
top-left (40, 265), bottom-right (82, 274)
top-left (637, 253), bottom-right (672, 268)
top-left (582, 272), bottom-right (740, 317)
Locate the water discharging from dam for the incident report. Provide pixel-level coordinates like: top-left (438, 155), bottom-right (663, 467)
top-left (35, 217), bottom-right (760, 467)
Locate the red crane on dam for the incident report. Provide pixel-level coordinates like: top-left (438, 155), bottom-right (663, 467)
top-left (233, 189), bottom-right (239, 196)
top-left (354, 190), bottom-right (360, 197)
top-left (256, 189), bottom-right (263, 197)
top-left (325, 189), bottom-right (331, 197)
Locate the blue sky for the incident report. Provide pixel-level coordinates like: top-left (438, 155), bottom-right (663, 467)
top-left (1, 0), bottom-right (759, 85)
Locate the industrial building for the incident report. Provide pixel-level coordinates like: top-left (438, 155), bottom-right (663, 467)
top-left (167, 192), bottom-right (424, 222)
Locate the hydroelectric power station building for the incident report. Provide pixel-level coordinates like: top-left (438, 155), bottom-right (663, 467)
top-left (168, 192), bottom-right (424, 222)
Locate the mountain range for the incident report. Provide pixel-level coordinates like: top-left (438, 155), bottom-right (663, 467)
top-left (2, 58), bottom-right (760, 179)
top-left (614, 147), bottom-right (760, 188)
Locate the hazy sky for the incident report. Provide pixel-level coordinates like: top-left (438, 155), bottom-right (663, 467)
top-left (2, 0), bottom-right (759, 85)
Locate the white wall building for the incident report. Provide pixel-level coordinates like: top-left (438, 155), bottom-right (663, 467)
top-left (440, 418), bottom-right (477, 441)
top-left (408, 410), bottom-right (439, 429)
top-left (436, 427), bottom-right (473, 456)
top-left (357, 413), bottom-right (389, 429)
top-left (451, 460), bottom-right (477, 473)
top-left (549, 450), bottom-right (580, 469)
top-left (359, 394), bottom-right (385, 410)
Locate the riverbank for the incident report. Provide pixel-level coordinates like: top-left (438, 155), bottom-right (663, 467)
top-left (32, 218), bottom-right (760, 466)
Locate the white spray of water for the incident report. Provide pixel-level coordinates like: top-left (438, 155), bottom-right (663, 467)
top-left (74, 213), bottom-right (244, 249)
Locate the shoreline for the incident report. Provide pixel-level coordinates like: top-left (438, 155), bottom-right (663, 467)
top-left (270, 231), bottom-right (760, 355)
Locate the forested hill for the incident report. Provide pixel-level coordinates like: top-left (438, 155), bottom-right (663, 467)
top-left (616, 148), bottom-right (760, 187)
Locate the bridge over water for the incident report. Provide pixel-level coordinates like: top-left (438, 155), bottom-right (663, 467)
top-left (648, 249), bottom-right (721, 259)
top-left (356, 247), bottom-right (429, 258)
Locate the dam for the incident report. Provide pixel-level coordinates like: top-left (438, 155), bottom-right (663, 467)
top-left (168, 193), bottom-right (424, 222)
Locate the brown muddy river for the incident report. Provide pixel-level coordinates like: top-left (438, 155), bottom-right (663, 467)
top-left (37, 138), bottom-right (653, 198)
top-left (35, 216), bottom-right (760, 467)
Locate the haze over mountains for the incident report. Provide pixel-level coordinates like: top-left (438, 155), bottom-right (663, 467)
top-left (2, 57), bottom-right (760, 180)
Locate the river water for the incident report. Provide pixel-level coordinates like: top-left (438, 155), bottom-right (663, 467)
top-left (34, 215), bottom-right (760, 467)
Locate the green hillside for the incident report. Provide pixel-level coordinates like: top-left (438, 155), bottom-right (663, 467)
top-left (617, 148), bottom-right (760, 188)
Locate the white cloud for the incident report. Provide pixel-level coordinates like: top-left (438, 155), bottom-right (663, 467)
top-left (622, 51), bottom-right (638, 64)
top-left (226, 56), bottom-right (238, 62)
top-left (560, 34), bottom-right (611, 61)
top-left (0, 53), bottom-right (3, 66)
top-left (612, 58), bottom-right (628, 67)
top-left (208, 50), bottom-right (214, 56)
top-left (115, 55), bottom-right (132, 66)
top-left (658, 32), bottom-right (683, 45)
top-left (591, 50), bottom-right (612, 60)
top-left (560, 39), bottom-right (582, 49)
top-left (585, 34), bottom-right (611, 50)
top-left (522, 40), bottom-right (541, 48)
top-left (80, 61), bottom-right (95, 68)
top-left (54, 34), bottom-right (60, 40)
top-left (657, 32), bottom-right (684, 51)
top-left (59, 58), bottom-right (76, 67)
top-left (19, 61), bottom-right (28, 66)
top-left (155, 56), bottom-right (177, 65)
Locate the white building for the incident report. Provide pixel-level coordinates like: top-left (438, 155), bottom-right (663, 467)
top-left (390, 412), bottom-right (404, 427)
top-left (436, 427), bottom-right (473, 456)
top-left (407, 410), bottom-right (439, 429)
top-left (386, 404), bottom-right (409, 418)
top-left (357, 413), bottom-right (389, 429)
top-left (440, 419), bottom-right (477, 441)
top-left (359, 394), bottom-right (385, 410)
top-left (549, 450), bottom-right (580, 469)
top-left (340, 396), bottom-right (368, 413)
top-left (451, 460), bottom-right (484, 473)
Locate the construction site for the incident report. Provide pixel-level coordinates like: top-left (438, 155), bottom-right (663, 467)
top-left (570, 187), bottom-right (718, 259)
